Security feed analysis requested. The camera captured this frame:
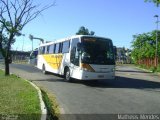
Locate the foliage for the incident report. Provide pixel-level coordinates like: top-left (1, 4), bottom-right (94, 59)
top-left (149, 66), bottom-right (157, 72)
top-left (131, 30), bottom-right (160, 62)
top-left (157, 65), bottom-right (160, 72)
top-left (76, 26), bottom-right (95, 35)
top-left (145, 0), bottom-right (160, 6)
top-left (131, 30), bottom-right (160, 72)
top-left (0, 0), bottom-right (54, 75)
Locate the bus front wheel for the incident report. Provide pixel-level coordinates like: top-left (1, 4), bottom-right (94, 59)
top-left (64, 68), bottom-right (72, 82)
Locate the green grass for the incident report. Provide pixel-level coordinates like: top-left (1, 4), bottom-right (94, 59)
top-left (41, 88), bottom-right (60, 120)
top-left (0, 70), bottom-right (41, 120)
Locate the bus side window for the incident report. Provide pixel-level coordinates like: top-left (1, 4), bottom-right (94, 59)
top-left (39, 47), bottom-right (43, 54)
top-left (54, 44), bottom-right (56, 53)
top-left (55, 43), bottom-right (60, 54)
top-left (42, 47), bottom-right (45, 54)
top-left (46, 45), bottom-right (50, 54)
top-left (38, 47), bottom-right (41, 54)
top-left (59, 43), bottom-right (63, 53)
top-left (49, 44), bottom-right (54, 54)
top-left (62, 41), bottom-right (70, 53)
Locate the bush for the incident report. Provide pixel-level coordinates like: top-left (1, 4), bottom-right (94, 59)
top-left (149, 66), bottom-right (156, 72)
top-left (139, 64), bottom-right (147, 69)
top-left (157, 65), bottom-right (160, 72)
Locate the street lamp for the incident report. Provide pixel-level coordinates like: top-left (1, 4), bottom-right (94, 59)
top-left (21, 34), bottom-right (25, 51)
top-left (29, 34), bottom-right (44, 52)
top-left (154, 15), bottom-right (159, 67)
top-left (29, 34), bottom-right (34, 51)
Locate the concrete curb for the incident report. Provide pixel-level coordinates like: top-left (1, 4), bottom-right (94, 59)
top-left (135, 66), bottom-right (153, 73)
top-left (135, 66), bottom-right (160, 77)
top-left (29, 81), bottom-right (47, 120)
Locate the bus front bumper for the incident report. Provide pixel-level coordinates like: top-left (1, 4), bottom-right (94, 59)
top-left (72, 71), bottom-right (115, 80)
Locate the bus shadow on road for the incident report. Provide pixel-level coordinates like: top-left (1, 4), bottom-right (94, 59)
top-left (79, 76), bottom-right (160, 89)
top-left (32, 72), bottom-right (160, 90)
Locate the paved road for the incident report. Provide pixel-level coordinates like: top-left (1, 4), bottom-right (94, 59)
top-left (1, 64), bottom-right (160, 118)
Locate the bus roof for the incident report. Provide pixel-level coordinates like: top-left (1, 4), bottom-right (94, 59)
top-left (39, 35), bottom-right (112, 47)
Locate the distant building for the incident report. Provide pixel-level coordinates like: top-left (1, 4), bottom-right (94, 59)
top-left (116, 47), bottom-right (131, 64)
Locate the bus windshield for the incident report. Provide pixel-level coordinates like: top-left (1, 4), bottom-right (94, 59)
top-left (80, 37), bottom-right (115, 65)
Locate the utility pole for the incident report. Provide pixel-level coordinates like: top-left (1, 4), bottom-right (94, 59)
top-left (154, 15), bottom-right (159, 67)
top-left (21, 34), bottom-right (25, 51)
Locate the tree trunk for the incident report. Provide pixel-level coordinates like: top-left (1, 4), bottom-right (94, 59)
top-left (5, 58), bottom-right (10, 75)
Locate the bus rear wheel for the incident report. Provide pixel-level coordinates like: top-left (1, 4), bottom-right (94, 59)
top-left (64, 68), bottom-right (72, 82)
top-left (42, 64), bottom-right (47, 74)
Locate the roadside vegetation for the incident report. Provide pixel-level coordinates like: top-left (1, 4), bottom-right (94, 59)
top-left (131, 0), bottom-right (160, 73)
top-left (0, 0), bottom-right (55, 75)
top-left (0, 70), bottom-right (41, 120)
top-left (131, 30), bottom-right (160, 73)
top-left (40, 88), bottom-right (60, 120)
top-left (137, 64), bottom-right (160, 73)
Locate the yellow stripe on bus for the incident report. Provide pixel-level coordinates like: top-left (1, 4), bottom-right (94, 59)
top-left (42, 54), bottom-right (63, 70)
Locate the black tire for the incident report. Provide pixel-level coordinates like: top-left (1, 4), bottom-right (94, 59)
top-left (64, 68), bottom-right (72, 82)
top-left (42, 64), bottom-right (47, 74)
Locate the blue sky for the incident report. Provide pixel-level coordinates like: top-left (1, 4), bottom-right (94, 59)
top-left (13, 0), bottom-right (160, 51)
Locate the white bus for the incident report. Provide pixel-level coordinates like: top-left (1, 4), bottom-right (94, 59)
top-left (37, 35), bottom-right (115, 81)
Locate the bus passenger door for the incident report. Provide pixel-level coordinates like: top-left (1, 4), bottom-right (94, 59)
top-left (70, 38), bottom-right (80, 78)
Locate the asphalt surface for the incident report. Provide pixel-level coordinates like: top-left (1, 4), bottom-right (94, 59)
top-left (1, 64), bottom-right (160, 119)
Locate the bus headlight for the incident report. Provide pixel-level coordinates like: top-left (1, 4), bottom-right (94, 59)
top-left (80, 63), bottom-right (95, 72)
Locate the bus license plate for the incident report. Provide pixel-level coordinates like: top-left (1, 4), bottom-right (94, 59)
top-left (98, 75), bottom-right (104, 78)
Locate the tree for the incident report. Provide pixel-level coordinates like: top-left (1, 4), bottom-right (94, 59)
top-left (0, 0), bottom-right (55, 75)
top-left (131, 30), bottom-right (160, 67)
top-left (145, 0), bottom-right (160, 7)
top-left (76, 26), bottom-right (95, 35)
